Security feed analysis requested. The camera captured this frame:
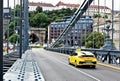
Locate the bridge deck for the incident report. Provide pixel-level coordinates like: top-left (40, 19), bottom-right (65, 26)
top-left (3, 50), bottom-right (45, 81)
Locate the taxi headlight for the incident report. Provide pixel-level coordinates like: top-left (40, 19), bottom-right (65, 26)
top-left (79, 61), bottom-right (85, 64)
top-left (92, 58), bottom-right (97, 61)
top-left (92, 61), bottom-right (97, 64)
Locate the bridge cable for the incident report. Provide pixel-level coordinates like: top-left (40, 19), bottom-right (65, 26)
top-left (51, 0), bottom-right (94, 48)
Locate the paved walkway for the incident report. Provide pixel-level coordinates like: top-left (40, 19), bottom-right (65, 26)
top-left (3, 50), bottom-right (45, 81)
top-left (98, 62), bottom-right (120, 71)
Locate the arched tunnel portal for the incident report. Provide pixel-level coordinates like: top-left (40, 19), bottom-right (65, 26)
top-left (29, 28), bottom-right (46, 45)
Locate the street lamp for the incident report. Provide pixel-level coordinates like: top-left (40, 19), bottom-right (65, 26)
top-left (106, 20), bottom-right (111, 27)
top-left (119, 1), bottom-right (120, 51)
top-left (105, 20), bottom-right (112, 38)
top-left (100, 20), bottom-right (116, 50)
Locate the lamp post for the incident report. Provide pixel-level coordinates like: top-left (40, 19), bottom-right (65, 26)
top-left (0, 0), bottom-right (3, 80)
top-left (98, 0), bottom-right (100, 32)
top-left (105, 21), bottom-right (111, 38)
top-left (100, 20), bottom-right (116, 50)
top-left (6, 0), bottom-right (10, 54)
top-left (19, 0), bottom-right (23, 58)
top-left (119, 1), bottom-right (120, 51)
top-left (6, 20), bottom-right (9, 53)
top-left (111, 0), bottom-right (114, 43)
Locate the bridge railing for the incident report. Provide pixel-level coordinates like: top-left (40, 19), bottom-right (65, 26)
top-left (3, 51), bottom-right (19, 74)
top-left (45, 47), bottom-right (120, 66)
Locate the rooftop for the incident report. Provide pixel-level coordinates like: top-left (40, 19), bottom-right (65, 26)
top-left (28, 1), bottom-right (111, 10)
top-left (29, 2), bottom-right (54, 7)
top-left (56, 1), bottom-right (80, 7)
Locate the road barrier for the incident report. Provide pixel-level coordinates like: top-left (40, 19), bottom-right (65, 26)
top-left (45, 47), bottom-right (120, 66)
top-left (3, 51), bottom-right (19, 75)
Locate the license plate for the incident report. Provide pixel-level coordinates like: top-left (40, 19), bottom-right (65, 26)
top-left (85, 62), bottom-right (92, 64)
top-left (85, 61), bottom-right (92, 64)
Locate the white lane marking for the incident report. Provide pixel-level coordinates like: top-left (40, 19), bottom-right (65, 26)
top-left (36, 49), bottom-right (101, 81)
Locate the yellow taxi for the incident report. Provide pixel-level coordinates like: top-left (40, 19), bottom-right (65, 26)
top-left (68, 49), bottom-right (97, 68)
top-left (3, 46), bottom-right (8, 52)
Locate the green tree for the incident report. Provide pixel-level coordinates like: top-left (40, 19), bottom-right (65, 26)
top-left (29, 7), bottom-right (77, 43)
top-left (9, 33), bottom-right (20, 44)
top-left (93, 13), bottom-right (101, 18)
top-left (29, 16), bottom-right (36, 27)
top-left (93, 14), bottom-right (98, 18)
top-left (36, 6), bottom-right (43, 13)
top-left (9, 21), bottom-right (15, 36)
top-left (72, 8), bottom-right (77, 13)
top-left (43, 8), bottom-right (76, 22)
top-left (33, 13), bottom-right (49, 28)
top-left (66, 8), bottom-right (73, 15)
top-left (103, 14), bottom-right (108, 18)
top-left (15, 4), bottom-right (20, 17)
top-left (4, 21), bottom-right (15, 39)
top-left (86, 31), bottom-right (106, 48)
top-left (97, 14), bottom-right (101, 18)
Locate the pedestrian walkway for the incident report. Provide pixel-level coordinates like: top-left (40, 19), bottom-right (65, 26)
top-left (98, 62), bottom-right (120, 71)
top-left (3, 50), bottom-right (45, 81)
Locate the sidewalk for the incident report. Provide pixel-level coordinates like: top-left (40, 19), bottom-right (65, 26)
top-left (98, 62), bottom-right (120, 71)
top-left (3, 50), bottom-right (45, 81)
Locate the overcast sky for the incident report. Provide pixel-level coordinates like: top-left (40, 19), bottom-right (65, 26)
top-left (3, 0), bottom-right (120, 10)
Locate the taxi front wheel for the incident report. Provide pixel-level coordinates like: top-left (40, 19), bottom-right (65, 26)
top-left (91, 65), bottom-right (96, 68)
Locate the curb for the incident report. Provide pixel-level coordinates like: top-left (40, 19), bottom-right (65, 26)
top-left (49, 51), bottom-right (120, 71)
top-left (98, 62), bottom-right (120, 71)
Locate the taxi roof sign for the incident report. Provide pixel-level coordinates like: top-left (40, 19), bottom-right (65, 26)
top-left (75, 48), bottom-right (81, 52)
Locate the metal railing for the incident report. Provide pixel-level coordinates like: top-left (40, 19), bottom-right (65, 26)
top-left (3, 51), bottom-right (19, 75)
top-left (45, 47), bottom-right (120, 66)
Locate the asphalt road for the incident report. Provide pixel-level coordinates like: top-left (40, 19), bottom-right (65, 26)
top-left (32, 48), bottom-right (120, 81)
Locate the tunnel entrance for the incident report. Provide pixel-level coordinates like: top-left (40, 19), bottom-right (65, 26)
top-left (29, 33), bottom-right (39, 44)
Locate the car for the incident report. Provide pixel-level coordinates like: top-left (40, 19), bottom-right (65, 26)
top-left (68, 49), bottom-right (97, 68)
top-left (3, 46), bottom-right (8, 52)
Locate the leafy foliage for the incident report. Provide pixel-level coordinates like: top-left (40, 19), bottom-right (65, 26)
top-left (85, 31), bottom-right (106, 48)
top-left (93, 14), bottom-right (98, 18)
top-left (9, 33), bottom-right (20, 44)
top-left (9, 6), bottom-right (77, 43)
top-left (29, 7), bottom-right (77, 28)
top-left (93, 13), bottom-right (101, 18)
top-left (103, 14), bottom-right (108, 18)
top-left (36, 6), bottom-right (43, 13)
top-left (32, 13), bottom-right (49, 28)
top-left (28, 7), bottom-right (77, 43)
top-left (4, 21), bottom-right (15, 39)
